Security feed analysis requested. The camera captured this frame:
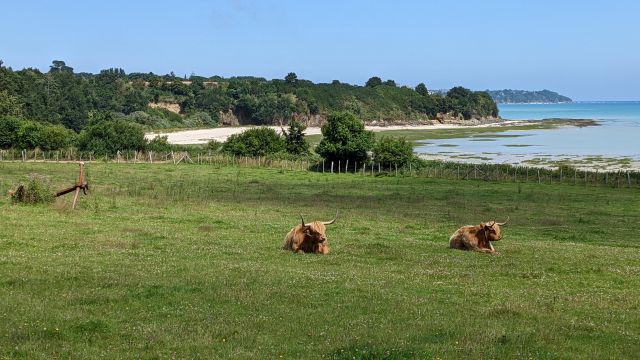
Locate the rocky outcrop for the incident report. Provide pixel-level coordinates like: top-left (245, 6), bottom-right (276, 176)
top-left (148, 101), bottom-right (181, 114)
top-left (219, 110), bottom-right (240, 126)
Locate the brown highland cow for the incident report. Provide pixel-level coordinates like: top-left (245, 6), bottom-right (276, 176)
top-left (283, 212), bottom-right (338, 254)
top-left (449, 218), bottom-right (509, 254)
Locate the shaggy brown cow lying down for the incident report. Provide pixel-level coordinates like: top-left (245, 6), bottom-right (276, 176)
top-left (449, 218), bottom-right (509, 254)
top-left (283, 212), bottom-right (338, 254)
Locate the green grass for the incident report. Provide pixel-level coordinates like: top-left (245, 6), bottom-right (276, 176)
top-left (0, 162), bottom-right (639, 359)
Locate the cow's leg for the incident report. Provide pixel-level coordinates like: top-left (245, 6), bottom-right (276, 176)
top-left (318, 243), bottom-right (330, 255)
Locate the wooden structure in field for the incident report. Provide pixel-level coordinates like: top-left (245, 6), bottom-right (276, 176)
top-left (55, 162), bottom-right (89, 209)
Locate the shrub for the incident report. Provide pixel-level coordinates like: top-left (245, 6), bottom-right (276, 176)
top-left (36, 124), bottom-right (76, 150)
top-left (147, 135), bottom-right (173, 153)
top-left (372, 136), bottom-right (415, 167)
top-left (10, 174), bottom-right (54, 204)
top-left (77, 119), bottom-right (147, 156)
top-left (0, 116), bottom-right (22, 149)
top-left (282, 120), bottom-right (310, 155)
top-left (222, 127), bottom-right (285, 157)
top-left (315, 112), bottom-right (374, 163)
top-left (207, 139), bottom-right (222, 151)
top-left (184, 111), bottom-right (217, 128)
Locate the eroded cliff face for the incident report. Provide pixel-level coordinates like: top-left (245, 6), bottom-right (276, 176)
top-left (219, 110), bottom-right (240, 126)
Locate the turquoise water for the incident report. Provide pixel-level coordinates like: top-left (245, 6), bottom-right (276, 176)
top-left (499, 102), bottom-right (640, 125)
top-left (415, 102), bottom-right (640, 170)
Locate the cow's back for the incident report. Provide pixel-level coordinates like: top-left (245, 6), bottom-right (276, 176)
top-left (283, 225), bottom-right (303, 251)
top-left (449, 225), bottom-right (476, 250)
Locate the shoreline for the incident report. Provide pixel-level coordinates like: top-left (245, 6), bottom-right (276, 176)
top-left (145, 120), bottom-right (526, 145)
top-left (144, 119), bottom-right (639, 171)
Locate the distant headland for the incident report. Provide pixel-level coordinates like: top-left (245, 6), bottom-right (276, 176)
top-left (486, 89), bottom-right (573, 104)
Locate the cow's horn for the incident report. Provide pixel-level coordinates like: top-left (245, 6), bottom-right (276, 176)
top-left (300, 214), bottom-right (307, 227)
top-left (486, 220), bottom-right (496, 227)
top-left (496, 216), bottom-right (509, 226)
top-left (322, 210), bottom-right (339, 225)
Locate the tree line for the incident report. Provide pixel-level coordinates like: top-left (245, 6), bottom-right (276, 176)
top-left (1, 59), bottom-right (498, 155)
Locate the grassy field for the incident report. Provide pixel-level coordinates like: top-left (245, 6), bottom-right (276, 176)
top-left (0, 162), bottom-right (639, 359)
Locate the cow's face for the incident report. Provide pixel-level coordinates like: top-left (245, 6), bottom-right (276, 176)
top-left (483, 222), bottom-right (502, 241)
top-left (304, 222), bottom-right (327, 243)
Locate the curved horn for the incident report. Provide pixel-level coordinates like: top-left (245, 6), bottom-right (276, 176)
top-left (496, 216), bottom-right (509, 226)
top-left (322, 210), bottom-right (339, 225)
top-left (486, 220), bottom-right (496, 227)
top-left (300, 214), bottom-right (306, 227)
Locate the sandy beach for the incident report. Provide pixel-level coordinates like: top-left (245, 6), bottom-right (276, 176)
top-left (145, 121), bottom-right (523, 145)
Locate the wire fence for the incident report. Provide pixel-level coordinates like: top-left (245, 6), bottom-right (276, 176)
top-left (1, 148), bottom-right (638, 189)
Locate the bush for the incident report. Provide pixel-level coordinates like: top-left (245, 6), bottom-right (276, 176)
top-left (10, 174), bottom-right (54, 204)
top-left (315, 112), bottom-right (374, 163)
top-left (207, 139), bottom-right (222, 151)
top-left (282, 120), bottom-right (310, 155)
top-left (36, 124), bottom-right (76, 150)
top-left (372, 136), bottom-right (415, 167)
top-left (147, 135), bottom-right (173, 153)
top-left (78, 119), bottom-right (147, 156)
top-left (184, 111), bottom-right (217, 128)
top-left (222, 127), bottom-right (285, 157)
top-left (0, 116), bottom-right (21, 149)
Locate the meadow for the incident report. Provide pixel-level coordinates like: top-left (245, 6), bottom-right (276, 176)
top-left (0, 161), bottom-right (639, 359)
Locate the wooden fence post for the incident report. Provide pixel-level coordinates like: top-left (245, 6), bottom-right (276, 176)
top-left (346, 160), bottom-right (349, 173)
top-left (537, 168), bottom-right (541, 184)
top-left (331, 161), bottom-right (334, 173)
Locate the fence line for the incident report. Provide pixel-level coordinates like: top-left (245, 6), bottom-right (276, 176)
top-left (1, 148), bottom-right (638, 189)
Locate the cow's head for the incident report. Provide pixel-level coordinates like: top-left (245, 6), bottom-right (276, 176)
top-left (300, 211), bottom-right (338, 244)
top-left (482, 217), bottom-right (509, 241)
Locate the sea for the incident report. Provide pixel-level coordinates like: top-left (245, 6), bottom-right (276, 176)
top-left (414, 102), bottom-right (640, 170)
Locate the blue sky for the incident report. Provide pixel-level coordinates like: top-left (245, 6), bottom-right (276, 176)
top-left (1, 0), bottom-right (639, 100)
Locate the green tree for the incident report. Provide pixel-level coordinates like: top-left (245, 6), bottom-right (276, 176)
top-left (315, 112), bottom-right (374, 163)
top-left (282, 119), bottom-right (309, 155)
top-left (415, 83), bottom-right (428, 96)
top-left (285, 72), bottom-right (298, 85)
top-left (77, 118), bottom-right (147, 156)
top-left (49, 60), bottom-right (73, 73)
top-left (383, 79), bottom-right (396, 87)
top-left (365, 76), bottom-right (382, 88)
top-left (0, 90), bottom-right (24, 117)
top-left (372, 136), bottom-right (414, 167)
top-left (122, 88), bottom-right (149, 114)
top-left (0, 116), bottom-right (22, 148)
top-left (36, 124), bottom-right (76, 150)
top-left (222, 127), bottom-right (285, 157)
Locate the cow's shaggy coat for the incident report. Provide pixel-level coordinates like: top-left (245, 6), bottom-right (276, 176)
top-left (283, 213), bottom-right (337, 254)
top-left (449, 219), bottom-right (508, 254)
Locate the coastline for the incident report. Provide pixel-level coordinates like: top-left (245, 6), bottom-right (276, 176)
top-left (145, 120), bottom-right (526, 145)
top-left (145, 118), bottom-right (638, 171)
